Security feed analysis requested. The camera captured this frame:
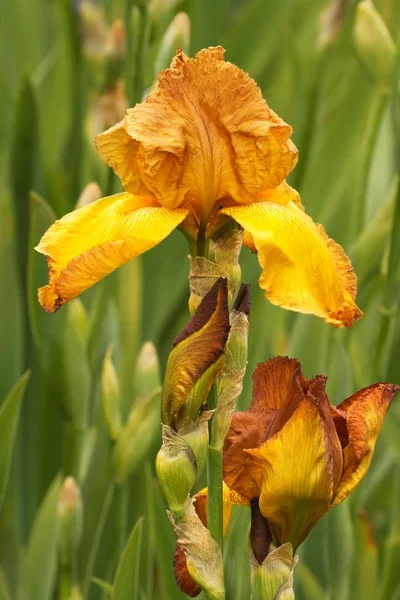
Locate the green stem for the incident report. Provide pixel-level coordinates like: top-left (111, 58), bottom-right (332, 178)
top-left (207, 446), bottom-right (224, 550)
top-left (354, 91), bottom-right (388, 238)
top-left (59, 563), bottom-right (73, 600)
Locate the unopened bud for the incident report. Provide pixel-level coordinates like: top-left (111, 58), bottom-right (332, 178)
top-left (154, 13), bottom-right (191, 75)
top-left (212, 285), bottom-right (250, 450)
top-left (134, 341), bottom-right (161, 400)
top-left (104, 20), bottom-right (126, 59)
top-left (58, 477), bottom-right (83, 566)
top-left (79, 0), bottom-right (108, 58)
top-left (156, 426), bottom-right (196, 521)
top-left (250, 543), bottom-right (297, 600)
top-left (318, 0), bottom-right (352, 49)
top-left (178, 411), bottom-right (212, 478)
top-left (354, 0), bottom-right (396, 91)
top-left (68, 298), bottom-right (89, 347)
top-left (213, 229), bottom-right (244, 305)
top-left (75, 182), bottom-right (102, 209)
top-left (113, 387), bottom-right (160, 483)
top-left (101, 346), bottom-right (122, 441)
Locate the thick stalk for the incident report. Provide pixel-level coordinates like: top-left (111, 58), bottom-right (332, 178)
top-left (207, 446), bottom-right (224, 549)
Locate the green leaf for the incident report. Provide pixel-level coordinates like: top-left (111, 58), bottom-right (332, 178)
top-left (146, 471), bottom-right (186, 600)
top-left (350, 512), bottom-right (378, 600)
top-left (27, 191), bottom-right (56, 350)
top-left (323, 502), bottom-right (354, 600)
top-left (92, 577), bottom-right (114, 596)
top-left (113, 517), bottom-right (144, 600)
top-left (0, 371), bottom-right (30, 512)
top-left (295, 560), bottom-right (325, 600)
top-left (22, 475), bottom-right (61, 600)
top-left (9, 74), bottom-right (39, 289)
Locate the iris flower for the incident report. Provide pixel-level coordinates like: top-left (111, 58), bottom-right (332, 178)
top-left (36, 46), bottom-right (362, 327)
top-left (223, 356), bottom-right (399, 550)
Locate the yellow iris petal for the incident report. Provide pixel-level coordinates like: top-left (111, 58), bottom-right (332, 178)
top-left (246, 397), bottom-right (335, 549)
top-left (35, 192), bottom-right (188, 312)
top-left (221, 195), bottom-right (363, 328)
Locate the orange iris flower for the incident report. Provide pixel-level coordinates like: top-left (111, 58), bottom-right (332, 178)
top-left (36, 46), bottom-right (362, 327)
top-left (223, 356), bottom-right (399, 550)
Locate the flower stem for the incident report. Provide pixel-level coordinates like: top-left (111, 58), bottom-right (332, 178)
top-left (207, 445), bottom-right (224, 549)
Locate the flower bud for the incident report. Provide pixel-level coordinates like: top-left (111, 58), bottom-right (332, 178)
top-left (133, 341), bottom-right (161, 401)
top-left (154, 13), bottom-right (191, 75)
top-left (79, 0), bottom-right (108, 59)
top-left (58, 477), bottom-right (83, 566)
top-left (162, 279), bottom-right (229, 430)
top-left (113, 387), bottom-right (161, 483)
top-left (75, 182), bottom-right (102, 209)
top-left (213, 229), bottom-right (244, 306)
top-left (101, 346), bottom-right (122, 441)
top-left (212, 284), bottom-right (250, 450)
top-left (250, 543), bottom-right (297, 600)
top-left (156, 426), bottom-right (197, 521)
top-left (354, 0), bottom-right (396, 91)
top-left (178, 410), bottom-right (213, 478)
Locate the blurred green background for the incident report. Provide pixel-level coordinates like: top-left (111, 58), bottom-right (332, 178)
top-left (1, 0), bottom-right (400, 598)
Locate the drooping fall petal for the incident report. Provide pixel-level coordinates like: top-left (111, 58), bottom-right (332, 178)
top-left (35, 192), bottom-right (188, 312)
top-left (161, 278), bottom-right (230, 429)
top-left (246, 397), bottom-right (337, 549)
top-left (332, 383), bottom-right (399, 506)
top-left (96, 47), bottom-right (298, 222)
top-left (221, 192), bottom-right (363, 328)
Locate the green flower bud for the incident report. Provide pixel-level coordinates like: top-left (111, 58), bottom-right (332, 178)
top-left (213, 228), bottom-right (244, 306)
top-left (354, 0), bottom-right (396, 92)
top-left (58, 477), bottom-right (83, 567)
top-left (154, 12), bottom-right (191, 75)
top-left (113, 387), bottom-right (161, 483)
top-left (156, 426), bottom-right (197, 521)
top-left (250, 543), bottom-right (297, 600)
top-left (178, 410), bottom-right (213, 478)
top-left (134, 341), bottom-right (161, 400)
top-left (101, 346), bottom-right (122, 441)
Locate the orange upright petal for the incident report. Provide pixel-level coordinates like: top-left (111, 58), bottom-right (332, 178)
top-left (332, 383), bottom-right (399, 506)
top-left (35, 192), bottom-right (188, 312)
top-left (221, 190), bottom-right (363, 328)
top-left (96, 47), bottom-right (297, 222)
top-left (250, 356), bottom-right (304, 413)
top-left (246, 398), bottom-right (336, 548)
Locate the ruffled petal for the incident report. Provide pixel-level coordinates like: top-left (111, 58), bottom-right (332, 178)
top-left (96, 47), bottom-right (297, 222)
top-left (332, 383), bottom-right (399, 506)
top-left (221, 195), bottom-right (363, 328)
top-left (35, 192), bottom-right (188, 312)
top-left (250, 356), bottom-right (304, 413)
top-left (246, 397), bottom-right (336, 548)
